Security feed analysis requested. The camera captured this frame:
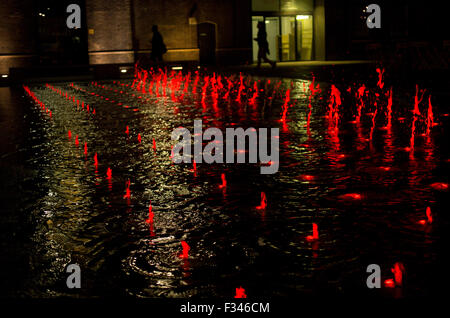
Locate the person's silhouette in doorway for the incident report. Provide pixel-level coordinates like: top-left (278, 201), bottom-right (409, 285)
top-left (254, 21), bottom-right (276, 69)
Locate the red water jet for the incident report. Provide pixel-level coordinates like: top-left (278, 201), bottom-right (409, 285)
top-left (249, 81), bottom-right (258, 105)
top-left (192, 160), bottom-right (197, 175)
top-left (219, 173), bottom-right (227, 189)
top-left (123, 179), bottom-right (131, 199)
top-left (68, 130), bottom-right (72, 139)
top-left (376, 68), bottom-right (385, 89)
top-left (235, 73), bottom-right (244, 103)
top-left (146, 201), bottom-right (154, 224)
top-left (356, 85), bottom-right (365, 123)
top-left (280, 89), bottom-right (291, 122)
top-left (201, 76), bottom-right (209, 103)
top-left (426, 95), bottom-right (434, 135)
top-left (256, 192), bottom-right (267, 210)
top-left (391, 262), bottom-right (405, 287)
top-left (106, 167), bottom-right (112, 179)
top-left (430, 182), bottom-right (448, 191)
top-left (94, 153), bottom-right (98, 167)
top-left (386, 87), bottom-right (393, 130)
top-left (179, 241), bottom-right (190, 259)
top-left (84, 142), bottom-right (88, 155)
top-left (306, 223), bottom-right (319, 242)
top-left (75, 135), bottom-right (79, 146)
top-left (410, 85), bottom-right (425, 152)
top-left (328, 85), bottom-right (342, 135)
top-left (137, 133), bottom-right (141, 143)
top-left (419, 206), bottom-right (433, 225)
top-left (234, 287), bottom-right (247, 298)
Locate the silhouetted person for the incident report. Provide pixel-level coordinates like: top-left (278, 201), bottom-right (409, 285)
top-left (150, 25), bottom-right (167, 63)
top-left (254, 22), bottom-right (276, 69)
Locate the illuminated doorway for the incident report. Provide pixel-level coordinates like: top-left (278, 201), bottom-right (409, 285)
top-left (251, 15), bottom-right (313, 62)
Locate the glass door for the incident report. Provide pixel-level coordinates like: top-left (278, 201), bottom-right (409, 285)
top-left (296, 15), bottom-right (313, 60)
top-left (252, 14), bottom-right (314, 62)
top-left (280, 16), bottom-right (296, 61)
top-left (251, 16), bottom-right (264, 63)
top-left (265, 17), bottom-right (279, 62)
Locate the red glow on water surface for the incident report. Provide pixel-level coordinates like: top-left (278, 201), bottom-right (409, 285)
top-left (299, 174), bottom-right (315, 181)
top-left (340, 193), bottom-right (362, 200)
top-left (234, 287), bottom-right (247, 298)
top-left (384, 279), bottom-right (395, 288)
top-left (75, 135), bottom-right (79, 146)
top-left (430, 182), bottom-right (448, 191)
top-left (22, 68), bottom-right (449, 298)
top-left (94, 153), bottom-right (98, 167)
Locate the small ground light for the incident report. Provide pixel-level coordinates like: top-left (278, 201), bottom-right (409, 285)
top-left (2, 74), bottom-right (8, 78)
top-left (120, 69), bottom-right (127, 73)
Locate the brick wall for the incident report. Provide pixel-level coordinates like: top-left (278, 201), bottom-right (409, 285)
top-left (0, 0), bottom-right (36, 74)
top-left (86, 0), bottom-right (134, 64)
top-left (87, 0), bottom-right (252, 65)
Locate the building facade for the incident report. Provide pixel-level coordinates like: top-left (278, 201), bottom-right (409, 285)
top-left (0, 0), bottom-right (327, 76)
top-left (1, 0), bottom-right (448, 77)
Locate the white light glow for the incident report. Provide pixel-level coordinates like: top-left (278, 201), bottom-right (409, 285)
top-left (171, 66), bottom-right (183, 70)
top-left (296, 15), bottom-right (310, 20)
